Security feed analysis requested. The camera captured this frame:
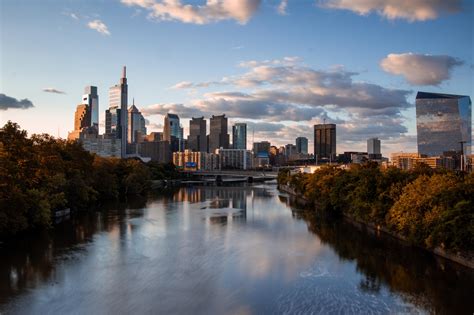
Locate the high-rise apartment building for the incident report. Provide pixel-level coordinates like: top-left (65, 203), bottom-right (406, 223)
top-left (188, 117), bottom-right (207, 152)
top-left (416, 91), bottom-right (472, 156)
top-left (367, 138), bottom-right (381, 155)
top-left (107, 66), bottom-right (128, 157)
top-left (128, 102), bottom-right (146, 143)
top-left (82, 86), bottom-right (99, 129)
top-left (314, 123), bottom-right (336, 162)
top-left (209, 114), bottom-right (229, 153)
top-left (295, 137), bottom-right (308, 154)
top-left (232, 123), bottom-right (247, 150)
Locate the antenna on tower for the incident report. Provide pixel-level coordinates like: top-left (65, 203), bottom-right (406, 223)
top-left (122, 66), bottom-right (126, 78)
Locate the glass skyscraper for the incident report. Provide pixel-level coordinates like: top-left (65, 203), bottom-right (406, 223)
top-left (232, 123), bottom-right (247, 150)
top-left (107, 66), bottom-right (128, 157)
top-left (127, 102), bottom-right (146, 143)
top-left (295, 137), bottom-right (308, 154)
top-left (82, 86), bottom-right (99, 129)
top-left (188, 117), bottom-right (207, 152)
top-left (416, 91), bottom-right (471, 156)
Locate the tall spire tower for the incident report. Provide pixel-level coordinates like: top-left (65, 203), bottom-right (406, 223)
top-left (108, 65), bottom-right (129, 158)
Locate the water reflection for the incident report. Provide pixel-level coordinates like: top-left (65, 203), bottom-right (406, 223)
top-left (0, 184), bottom-right (472, 314)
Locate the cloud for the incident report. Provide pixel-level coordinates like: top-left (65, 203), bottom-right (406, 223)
top-left (277, 0), bottom-right (288, 15)
top-left (121, 0), bottom-right (261, 25)
top-left (43, 87), bottom-right (66, 94)
top-left (0, 93), bottom-right (34, 111)
top-left (380, 53), bottom-right (463, 85)
top-left (87, 19), bottom-right (110, 35)
top-left (320, 0), bottom-right (462, 21)
top-left (70, 13), bottom-right (79, 20)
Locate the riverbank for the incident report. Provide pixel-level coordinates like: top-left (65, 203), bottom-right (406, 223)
top-left (278, 183), bottom-right (474, 269)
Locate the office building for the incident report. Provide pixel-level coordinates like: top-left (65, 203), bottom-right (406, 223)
top-left (416, 91), bottom-right (472, 156)
top-left (296, 137), bottom-right (308, 154)
top-left (68, 104), bottom-right (91, 140)
top-left (314, 123), bottom-right (336, 162)
top-left (209, 114), bottom-right (229, 153)
top-left (232, 123), bottom-right (247, 150)
top-left (163, 113), bottom-right (183, 151)
top-left (367, 138), bottom-right (381, 155)
top-left (82, 86), bottom-right (99, 129)
top-left (127, 101), bottom-right (146, 143)
top-left (285, 144), bottom-right (297, 158)
top-left (252, 141), bottom-right (271, 156)
top-left (390, 152), bottom-right (455, 171)
top-left (217, 149), bottom-right (252, 170)
top-left (108, 66), bottom-right (128, 157)
top-left (188, 117), bottom-right (207, 152)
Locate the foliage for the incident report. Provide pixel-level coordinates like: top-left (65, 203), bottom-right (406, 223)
top-left (278, 164), bottom-right (473, 252)
top-left (0, 121), bottom-right (179, 237)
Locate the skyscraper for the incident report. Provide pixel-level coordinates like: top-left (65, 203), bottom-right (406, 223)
top-left (252, 141), bottom-right (271, 156)
top-left (128, 100), bottom-right (147, 143)
top-left (295, 137), bottom-right (308, 154)
top-left (68, 103), bottom-right (92, 140)
top-left (209, 114), bottom-right (229, 153)
top-left (188, 117), bottom-right (207, 152)
top-left (416, 91), bottom-right (472, 156)
top-left (232, 123), bottom-right (247, 150)
top-left (314, 123), bottom-right (336, 162)
top-left (367, 138), bottom-right (381, 155)
top-left (108, 66), bottom-right (128, 157)
top-left (164, 113), bottom-right (182, 152)
top-left (82, 86), bottom-right (99, 129)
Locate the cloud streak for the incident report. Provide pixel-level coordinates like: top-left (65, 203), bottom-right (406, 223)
top-left (43, 88), bottom-right (66, 94)
top-left (121, 0), bottom-right (261, 25)
top-left (380, 53), bottom-right (463, 85)
top-left (87, 19), bottom-right (111, 35)
top-left (0, 93), bottom-right (34, 111)
top-left (320, 0), bottom-right (462, 21)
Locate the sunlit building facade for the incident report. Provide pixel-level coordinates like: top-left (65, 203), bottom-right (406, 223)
top-left (314, 123), bottom-right (336, 162)
top-left (416, 92), bottom-right (471, 157)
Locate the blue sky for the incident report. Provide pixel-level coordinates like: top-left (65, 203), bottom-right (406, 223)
top-left (1, 0), bottom-right (472, 154)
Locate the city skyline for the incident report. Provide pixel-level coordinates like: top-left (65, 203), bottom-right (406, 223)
top-left (1, 0), bottom-right (473, 155)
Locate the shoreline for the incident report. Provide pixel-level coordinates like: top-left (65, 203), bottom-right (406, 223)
top-left (278, 184), bottom-right (474, 269)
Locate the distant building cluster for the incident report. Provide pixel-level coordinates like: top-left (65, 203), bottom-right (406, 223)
top-left (68, 68), bottom-right (472, 172)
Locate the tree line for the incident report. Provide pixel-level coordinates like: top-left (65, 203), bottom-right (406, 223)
top-left (278, 162), bottom-right (474, 253)
top-left (0, 121), bottom-right (179, 237)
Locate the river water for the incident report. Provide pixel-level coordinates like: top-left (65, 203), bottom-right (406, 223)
top-left (0, 183), bottom-right (473, 314)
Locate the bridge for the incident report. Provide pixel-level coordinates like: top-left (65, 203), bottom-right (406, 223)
top-left (181, 170), bottom-right (278, 184)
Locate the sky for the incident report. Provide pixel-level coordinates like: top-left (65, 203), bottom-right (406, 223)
top-left (1, 0), bottom-right (473, 155)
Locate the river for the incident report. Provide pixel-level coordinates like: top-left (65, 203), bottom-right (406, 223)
top-left (0, 183), bottom-right (473, 314)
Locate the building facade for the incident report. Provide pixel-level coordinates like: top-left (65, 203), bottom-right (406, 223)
top-left (188, 117), bottom-right (207, 152)
top-left (217, 149), bottom-right (253, 170)
top-left (232, 123), bottom-right (247, 150)
top-left (163, 113), bottom-right (183, 151)
top-left (314, 123), bottom-right (336, 162)
top-left (367, 138), bottom-right (381, 155)
top-left (416, 91), bottom-right (472, 156)
top-left (209, 114), bottom-right (229, 153)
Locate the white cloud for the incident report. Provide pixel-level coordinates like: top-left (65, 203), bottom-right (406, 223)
top-left (320, 0), bottom-right (461, 21)
top-left (380, 53), bottom-right (463, 85)
top-left (278, 0), bottom-right (288, 15)
top-left (121, 0), bottom-right (261, 25)
top-left (87, 19), bottom-right (111, 36)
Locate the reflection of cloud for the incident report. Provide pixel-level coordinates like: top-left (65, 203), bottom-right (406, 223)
top-left (121, 0), bottom-right (261, 25)
top-left (320, 0), bottom-right (462, 21)
top-left (380, 53), bottom-right (463, 86)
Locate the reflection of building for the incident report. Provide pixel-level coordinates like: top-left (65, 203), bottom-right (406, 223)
top-left (232, 123), bottom-right (247, 150)
top-left (188, 117), bottom-right (207, 152)
top-left (296, 137), bottom-right (308, 154)
top-left (127, 102), bottom-right (146, 144)
top-left (108, 66), bottom-right (128, 158)
top-left (416, 91), bottom-right (472, 156)
top-left (209, 114), bottom-right (229, 153)
top-left (82, 86), bottom-right (99, 129)
top-left (217, 149), bottom-right (252, 170)
top-left (314, 123), bottom-right (336, 162)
